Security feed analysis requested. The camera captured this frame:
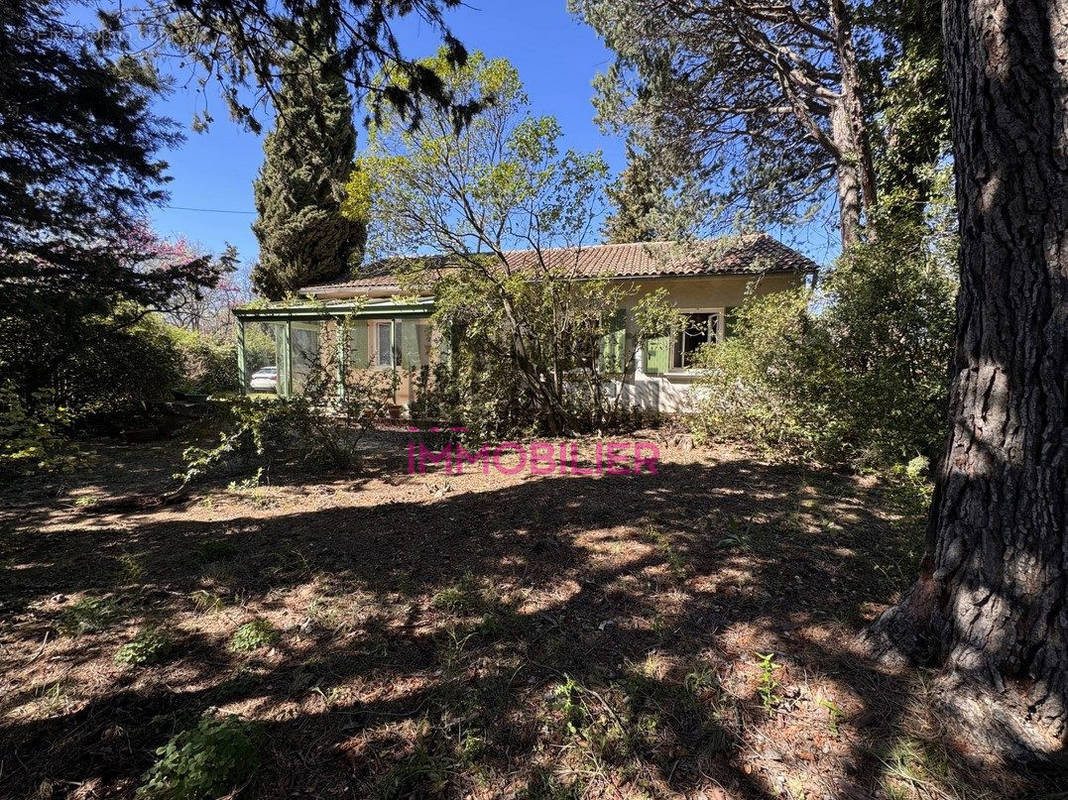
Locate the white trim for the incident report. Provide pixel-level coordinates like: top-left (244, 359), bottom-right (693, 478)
top-left (667, 307), bottom-right (724, 375)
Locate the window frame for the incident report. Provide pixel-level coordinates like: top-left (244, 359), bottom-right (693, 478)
top-left (668, 307), bottom-right (724, 373)
top-left (373, 320), bottom-right (395, 369)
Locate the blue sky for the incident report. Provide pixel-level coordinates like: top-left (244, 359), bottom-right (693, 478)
top-left (145, 3), bottom-right (838, 276)
top-left (148, 3), bottom-right (628, 275)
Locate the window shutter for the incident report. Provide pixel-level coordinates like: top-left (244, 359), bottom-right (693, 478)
top-left (348, 321), bottom-right (369, 367)
top-left (645, 333), bottom-right (670, 374)
top-left (600, 309), bottom-right (627, 373)
top-left (400, 321), bottom-right (422, 368)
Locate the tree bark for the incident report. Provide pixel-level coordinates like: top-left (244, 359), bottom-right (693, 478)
top-left (828, 0), bottom-right (878, 218)
top-left (831, 98), bottom-right (863, 248)
top-left (866, 0), bottom-right (1068, 762)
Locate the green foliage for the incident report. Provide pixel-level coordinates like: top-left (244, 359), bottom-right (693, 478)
top-left (362, 52), bottom-right (678, 435)
top-left (115, 626), bottom-right (174, 666)
top-left (754, 652), bottom-right (781, 717)
top-left (602, 139), bottom-right (672, 243)
top-left (168, 325), bottom-right (273, 395)
top-left (693, 221), bottom-right (956, 468)
top-left (251, 9), bottom-right (365, 298)
top-left (137, 713), bottom-right (259, 800)
top-left (180, 333), bottom-right (395, 485)
top-left (0, 382), bottom-right (79, 477)
top-left (229, 619), bottom-right (279, 652)
top-left (59, 596), bottom-right (123, 636)
top-left (1, 306), bottom-right (186, 437)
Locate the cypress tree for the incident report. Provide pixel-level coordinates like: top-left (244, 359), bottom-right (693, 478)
top-left (251, 8), bottom-right (366, 299)
top-left (602, 142), bottom-right (665, 244)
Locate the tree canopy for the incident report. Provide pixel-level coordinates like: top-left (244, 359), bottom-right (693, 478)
top-left (251, 7), bottom-right (366, 298)
top-left (573, 0), bottom-right (950, 246)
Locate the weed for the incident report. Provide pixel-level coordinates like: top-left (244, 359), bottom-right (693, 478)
top-left (684, 662), bottom-right (719, 696)
top-left (117, 552), bottom-right (145, 582)
top-left (137, 713), bottom-right (259, 800)
top-left (58, 596), bottom-right (122, 636)
top-left (190, 589), bottom-right (224, 613)
top-left (755, 652), bottom-right (781, 716)
top-left (550, 675), bottom-right (588, 736)
top-left (640, 525), bottom-right (688, 578)
top-left (197, 539), bottom-right (237, 562)
top-left (818, 698), bottom-right (843, 736)
top-left (115, 626), bottom-right (173, 666)
top-left (370, 726), bottom-right (452, 799)
top-left (431, 581), bottom-right (472, 613)
top-left (229, 619), bottom-right (279, 652)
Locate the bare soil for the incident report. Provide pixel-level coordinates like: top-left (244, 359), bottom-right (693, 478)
top-left (0, 432), bottom-right (1046, 799)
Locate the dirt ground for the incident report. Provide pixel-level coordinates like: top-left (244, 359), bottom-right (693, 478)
top-left (0, 432), bottom-right (1048, 799)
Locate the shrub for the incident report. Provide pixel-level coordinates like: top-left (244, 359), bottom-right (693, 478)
top-left (169, 324), bottom-right (274, 396)
top-left (0, 382), bottom-right (79, 477)
top-left (229, 619), bottom-right (279, 652)
top-left (137, 713), bottom-right (259, 800)
top-left (693, 221), bottom-right (956, 468)
top-left (115, 626), bottom-right (173, 666)
top-left (691, 287), bottom-right (834, 459)
top-left (179, 340), bottom-right (395, 486)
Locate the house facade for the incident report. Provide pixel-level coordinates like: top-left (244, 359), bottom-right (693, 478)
top-left (233, 234), bottom-right (818, 414)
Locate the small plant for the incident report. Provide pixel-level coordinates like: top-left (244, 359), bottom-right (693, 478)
top-left (639, 525), bottom-right (688, 578)
top-left (550, 675), bottom-right (588, 736)
top-left (430, 574), bottom-right (477, 613)
top-left (137, 713), bottom-right (259, 800)
top-left (115, 626), bottom-right (173, 666)
top-left (118, 552), bottom-right (145, 582)
top-left (431, 585), bottom-right (468, 612)
top-left (819, 698), bottom-right (844, 736)
top-left (229, 619), bottom-right (279, 652)
top-left (190, 589), bottom-right (224, 613)
top-left (197, 539), bottom-right (237, 562)
top-left (755, 652), bottom-right (781, 716)
top-left (58, 596), bottom-right (122, 635)
top-left (684, 662), bottom-right (719, 696)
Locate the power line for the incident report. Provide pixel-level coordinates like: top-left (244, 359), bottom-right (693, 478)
top-left (165, 204), bottom-right (257, 215)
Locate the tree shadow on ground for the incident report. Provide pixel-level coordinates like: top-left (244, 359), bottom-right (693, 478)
top-left (0, 442), bottom-right (1045, 798)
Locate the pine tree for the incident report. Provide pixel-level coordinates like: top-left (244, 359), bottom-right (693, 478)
top-left (251, 9), bottom-right (366, 299)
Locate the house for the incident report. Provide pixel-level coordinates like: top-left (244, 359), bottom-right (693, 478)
top-left (233, 233), bottom-right (818, 414)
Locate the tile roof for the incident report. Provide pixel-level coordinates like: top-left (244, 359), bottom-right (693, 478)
top-left (301, 233), bottom-right (819, 296)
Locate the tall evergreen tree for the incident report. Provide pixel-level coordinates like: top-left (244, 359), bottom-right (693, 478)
top-left (602, 141), bottom-right (666, 244)
top-left (251, 8), bottom-right (366, 299)
top-left (0, 0), bottom-right (220, 405)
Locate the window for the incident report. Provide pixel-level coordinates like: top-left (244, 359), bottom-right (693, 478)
top-left (375, 321), bottom-right (393, 367)
top-left (290, 323), bottom-right (321, 391)
top-left (671, 311), bottom-right (719, 370)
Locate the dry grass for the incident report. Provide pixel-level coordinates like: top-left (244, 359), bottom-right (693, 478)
top-left (0, 433), bottom-right (1045, 799)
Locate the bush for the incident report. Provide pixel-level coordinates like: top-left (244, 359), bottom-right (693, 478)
top-left (0, 382), bottom-right (79, 477)
top-left (179, 342), bottom-right (395, 486)
top-left (168, 324), bottom-right (274, 396)
top-left (693, 222), bottom-right (957, 468)
top-left (138, 713), bottom-right (259, 800)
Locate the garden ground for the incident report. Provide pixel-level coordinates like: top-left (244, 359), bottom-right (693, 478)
top-left (0, 432), bottom-right (1048, 799)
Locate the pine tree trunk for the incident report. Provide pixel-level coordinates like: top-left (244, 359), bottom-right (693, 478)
top-left (867, 0), bottom-right (1068, 762)
top-left (831, 99), bottom-right (863, 248)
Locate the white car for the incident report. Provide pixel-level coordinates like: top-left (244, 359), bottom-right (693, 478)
top-left (249, 366), bottom-right (278, 392)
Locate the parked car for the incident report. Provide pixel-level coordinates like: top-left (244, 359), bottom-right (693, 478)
top-left (249, 366), bottom-right (278, 392)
